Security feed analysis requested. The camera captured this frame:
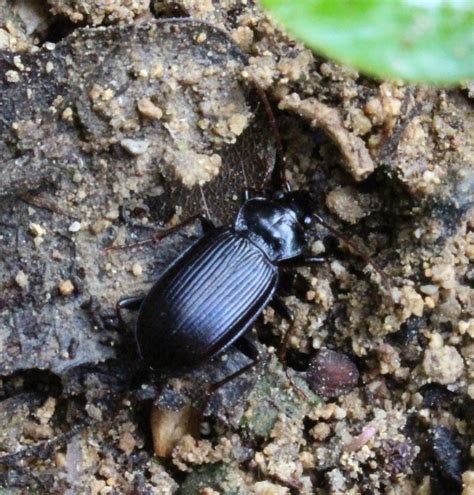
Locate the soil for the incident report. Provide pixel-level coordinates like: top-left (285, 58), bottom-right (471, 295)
top-left (0, 1), bottom-right (472, 494)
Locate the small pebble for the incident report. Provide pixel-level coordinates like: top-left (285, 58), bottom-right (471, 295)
top-left (422, 345), bottom-right (464, 384)
top-left (381, 439), bottom-right (416, 478)
top-left (5, 70), bottom-right (20, 83)
top-left (131, 263), bottom-right (143, 277)
top-left (429, 426), bottom-right (463, 484)
top-left (29, 223), bottom-right (46, 237)
top-left (15, 270), bottom-right (28, 288)
top-left (118, 431), bottom-right (136, 456)
top-left (150, 404), bottom-right (201, 458)
top-left (68, 221), bottom-right (81, 233)
top-left (58, 280), bottom-right (75, 297)
top-left (137, 98), bottom-right (163, 120)
top-left (120, 138), bottom-right (149, 156)
top-left (23, 421), bottom-right (54, 440)
top-left (306, 349), bottom-right (359, 398)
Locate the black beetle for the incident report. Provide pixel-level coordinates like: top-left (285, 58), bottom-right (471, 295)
top-left (117, 188), bottom-right (329, 386)
top-left (115, 92), bottom-right (388, 389)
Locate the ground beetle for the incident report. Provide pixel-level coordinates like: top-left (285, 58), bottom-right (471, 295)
top-left (115, 91), bottom-right (388, 391)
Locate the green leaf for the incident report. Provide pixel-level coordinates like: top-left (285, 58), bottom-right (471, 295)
top-left (260, 0), bottom-right (474, 84)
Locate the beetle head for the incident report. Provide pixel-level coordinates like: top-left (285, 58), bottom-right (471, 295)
top-left (273, 190), bottom-right (315, 228)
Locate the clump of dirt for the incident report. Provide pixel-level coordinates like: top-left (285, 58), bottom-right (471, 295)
top-left (0, 1), bottom-right (472, 494)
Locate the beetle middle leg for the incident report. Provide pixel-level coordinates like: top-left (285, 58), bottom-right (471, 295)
top-left (271, 298), bottom-right (310, 400)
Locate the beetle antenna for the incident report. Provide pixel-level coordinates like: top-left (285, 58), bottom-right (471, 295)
top-left (312, 213), bottom-right (392, 297)
top-left (199, 185), bottom-right (213, 221)
top-left (251, 79), bottom-right (291, 192)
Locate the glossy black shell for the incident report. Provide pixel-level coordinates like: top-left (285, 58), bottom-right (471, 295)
top-left (136, 227), bottom-right (278, 369)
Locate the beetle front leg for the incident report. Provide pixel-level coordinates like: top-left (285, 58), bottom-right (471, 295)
top-left (278, 254), bottom-right (326, 268)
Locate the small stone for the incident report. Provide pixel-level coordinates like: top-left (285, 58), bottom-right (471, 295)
top-left (423, 346), bottom-right (464, 384)
top-left (90, 479), bottom-right (106, 495)
top-left (90, 219), bottom-right (110, 234)
top-left (306, 349), bottom-right (359, 398)
top-left (429, 426), bottom-right (463, 484)
top-left (380, 439), bottom-right (417, 479)
top-left (35, 397), bottom-right (56, 425)
top-left (228, 114), bottom-right (248, 136)
top-left (196, 32), bottom-right (207, 43)
top-left (58, 279), bottom-right (75, 297)
top-left (13, 55), bottom-right (24, 71)
top-left (29, 223), bottom-right (46, 237)
top-left (151, 63), bottom-right (164, 78)
top-left (15, 270), bottom-right (28, 288)
top-left (23, 421), bottom-right (54, 440)
top-left (68, 221), bottom-right (81, 232)
top-left (310, 422), bottom-right (331, 441)
top-left (150, 404), bottom-right (201, 458)
top-left (137, 98), bottom-right (163, 120)
top-left (252, 481), bottom-right (289, 495)
top-left (200, 489), bottom-right (219, 495)
top-left (62, 107), bottom-right (74, 121)
top-left (420, 284), bottom-right (438, 295)
top-left (120, 138), bottom-right (150, 156)
top-left (462, 471), bottom-right (474, 494)
top-left (55, 452), bottom-right (67, 469)
top-left (131, 263), bottom-right (143, 277)
top-left (119, 431), bottom-right (136, 456)
top-left (86, 404), bottom-right (103, 421)
top-left (5, 70), bottom-right (20, 83)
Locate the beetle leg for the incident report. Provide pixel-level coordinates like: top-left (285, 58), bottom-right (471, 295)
top-left (312, 213), bottom-right (392, 296)
top-left (116, 296), bottom-right (144, 327)
top-left (270, 297), bottom-right (294, 322)
top-left (199, 216), bottom-right (216, 233)
top-left (278, 254), bottom-right (326, 268)
top-left (207, 335), bottom-right (261, 394)
top-left (105, 214), bottom-right (208, 251)
top-left (271, 298), bottom-right (309, 400)
top-left (269, 298), bottom-right (297, 367)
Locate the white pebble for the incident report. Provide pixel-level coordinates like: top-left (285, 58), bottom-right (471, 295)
top-left (68, 221), bottom-right (81, 233)
top-left (120, 138), bottom-right (150, 156)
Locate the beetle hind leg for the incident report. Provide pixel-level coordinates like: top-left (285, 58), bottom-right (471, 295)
top-left (105, 214), bottom-right (214, 252)
top-left (206, 334), bottom-right (262, 395)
